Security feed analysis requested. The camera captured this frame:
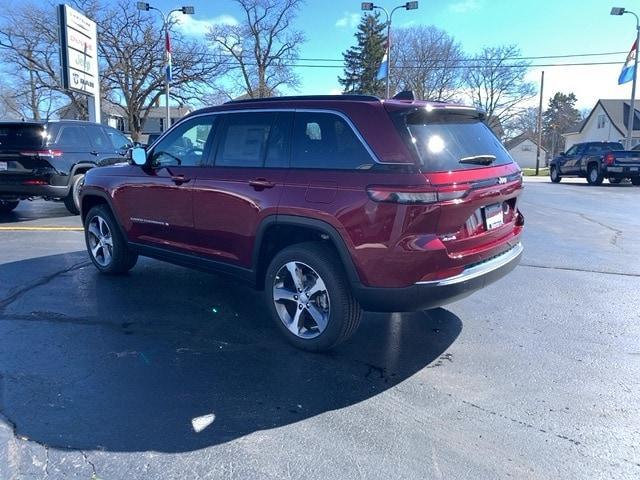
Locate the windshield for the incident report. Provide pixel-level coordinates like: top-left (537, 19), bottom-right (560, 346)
top-left (0, 124), bottom-right (46, 150)
top-left (396, 112), bottom-right (513, 172)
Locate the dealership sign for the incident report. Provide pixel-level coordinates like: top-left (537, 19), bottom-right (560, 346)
top-left (57, 4), bottom-right (99, 98)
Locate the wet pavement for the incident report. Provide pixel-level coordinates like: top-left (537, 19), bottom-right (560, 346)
top-left (1, 182), bottom-right (639, 479)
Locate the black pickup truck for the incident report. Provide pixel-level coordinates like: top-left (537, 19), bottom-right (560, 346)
top-left (549, 141), bottom-right (640, 185)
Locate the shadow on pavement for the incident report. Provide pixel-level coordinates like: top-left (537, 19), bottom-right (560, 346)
top-left (0, 251), bottom-right (461, 453)
top-left (0, 200), bottom-right (75, 224)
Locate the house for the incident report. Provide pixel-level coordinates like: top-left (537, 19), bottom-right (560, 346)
top-left (59, 102), bottom-right (192, 141)
top-left (504, 132), bottom-right (547, 169)
top-left (563, 99), bottom-right (640, 150)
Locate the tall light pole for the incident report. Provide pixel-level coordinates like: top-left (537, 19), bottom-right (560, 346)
top-left (361, 2), bottom-right (418, 99)
top-left (137, 2), bottom-right (194, 131)
top-left (611, 6), bottom-right (640, 149)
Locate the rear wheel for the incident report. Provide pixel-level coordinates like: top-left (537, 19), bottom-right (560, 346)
top-left (632, 177), bottom-right (640, 186)
top-left (550, 166), bottom-right (561, 183)
top-left (84, 205), bottom-right (138, 274)
top-left (0, 200), bottom-right (19, 213)
top-left (64, 173), bottom-right (84, 215)
top-left (608, 177), bottom-right (622, 184)
top-left (264, 242), bottom-right (362, 352)
top-left (587, 164), bottom-right (603, 185)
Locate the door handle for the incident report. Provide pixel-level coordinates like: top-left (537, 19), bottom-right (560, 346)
top-left (90, 150), bottom-right (99, 156)
top-left (249, 178), bottom-right (275, 190)
top-left (171, 174), bottom-right (191, 185)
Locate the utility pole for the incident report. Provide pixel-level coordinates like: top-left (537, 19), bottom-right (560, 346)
top-left (535, 70), bottom-right (544, 175)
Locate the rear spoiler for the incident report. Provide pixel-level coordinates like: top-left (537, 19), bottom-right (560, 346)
top-left (388, 103), bottom-right (486, 122)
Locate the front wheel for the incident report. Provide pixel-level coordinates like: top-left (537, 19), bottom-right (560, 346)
top-left (632, 177), bottom-right (640, 186)
top-left (84, 205), bottom-right (138, 274)
top-left (264, 242), bottom-right (362, 352)
top-left (0, 200), bottom-right (19, 213)
top-left (587, 164), bottom-right (604, 185)
top-left (550, 166), bottom-right (561, 183)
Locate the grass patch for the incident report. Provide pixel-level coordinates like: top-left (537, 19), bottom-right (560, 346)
top-left (522, 167), bottom-right (549, 176)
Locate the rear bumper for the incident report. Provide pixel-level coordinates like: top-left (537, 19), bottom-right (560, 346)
top-left (353, 242), bottom-right (523, 312)
top-left (0, 182), bottom-right (70, 199)
top-left (605, 165), bottom-right (640, 176)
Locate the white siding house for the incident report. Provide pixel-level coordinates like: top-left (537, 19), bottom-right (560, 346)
top-left (504, 134), bottom-right (547, 169)
top-left (563, 99), bottom-right (640, 150)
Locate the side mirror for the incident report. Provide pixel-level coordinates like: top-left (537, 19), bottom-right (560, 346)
top-left (559, 151), bottom-right (566, 157)
top-left (130, 147), bottom-right (147, 166)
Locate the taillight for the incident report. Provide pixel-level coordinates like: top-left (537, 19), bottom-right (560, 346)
top-left (367, 185), bottom-right (468, 204)
top-left (604, 153), bottom-right (615, 165)
top-left (19, 150), bottom-right (63, 159)
top-left (22, 179), bottom-right (48, 185)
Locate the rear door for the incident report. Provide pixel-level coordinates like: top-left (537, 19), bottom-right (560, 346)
top-left (192, 112), bottom-right (291, 266)
top-left (83, 124), bottom-right (116, 167)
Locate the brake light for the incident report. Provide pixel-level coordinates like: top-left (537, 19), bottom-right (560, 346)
top-left (604, 152), bottom-right (616, 165)
top-left (22, 179), bottom-right (47, 185)
top-left (367, 185), bottom-right (468, 204)
top-left (19, 150), bottom-right (63, 158)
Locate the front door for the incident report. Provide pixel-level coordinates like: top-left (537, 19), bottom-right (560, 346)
top-left (192, 112), bottom-right (292, 267)
top-left (116, 115), bottom-right (216, 252)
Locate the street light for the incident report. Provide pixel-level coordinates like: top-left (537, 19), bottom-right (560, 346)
top-left (137, 2), bottom-right (195, 130)
top-left (361, 2), bottom-right (419, 99)
top-left (611, 6), bottom-right (640, 149)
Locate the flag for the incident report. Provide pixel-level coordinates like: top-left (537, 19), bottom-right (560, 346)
top-left (376, 52), bottom-right (388, 81)
top-left (165, 30), bottom-right (173, 82)
top-left (618, 40), bottom-right (637, 85)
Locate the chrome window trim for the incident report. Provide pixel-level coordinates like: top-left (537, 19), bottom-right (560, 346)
top-left (147, 107), bottom-right (412, 166)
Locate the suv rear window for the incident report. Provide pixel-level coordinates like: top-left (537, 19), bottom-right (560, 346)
top-left (0, 124), bottom-right (46, 150)
top-left (395, 112), bottom-right (513, 172)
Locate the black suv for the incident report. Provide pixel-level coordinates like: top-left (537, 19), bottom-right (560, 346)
top-left (0, 120), bottom-right (133, 214)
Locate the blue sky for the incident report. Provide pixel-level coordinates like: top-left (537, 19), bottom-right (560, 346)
top-left (163, 0), bottom-right (636, 110)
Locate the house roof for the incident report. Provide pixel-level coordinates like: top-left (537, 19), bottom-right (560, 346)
top-left (504, 132), bottom-right (547, 152)
top-left (575, 99), bottom-right (640, 137)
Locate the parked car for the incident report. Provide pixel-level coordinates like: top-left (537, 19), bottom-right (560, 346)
top-left (80, 95), bottom-right (525, 351)
top-left (549, 141), bottom-right (640, 185)
top-left (0, 120), bottom-right (133, 214)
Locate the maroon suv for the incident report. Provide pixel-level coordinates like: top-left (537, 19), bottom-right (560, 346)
top-left (80, 95), bottom-right (524, 351)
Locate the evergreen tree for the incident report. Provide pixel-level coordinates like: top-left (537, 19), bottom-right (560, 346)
top-left (542, 92), bottom-right (581, 156)
top-left (338, 13), bottom-right (387, 96)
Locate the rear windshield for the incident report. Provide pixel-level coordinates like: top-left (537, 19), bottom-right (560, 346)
top-left (395, 112), bottom-right (513, 172)
top-left (0, 124), bottom-right (46, 150)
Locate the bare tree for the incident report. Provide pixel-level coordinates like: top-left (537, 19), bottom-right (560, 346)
top-left (464, 45), bottom-right (536, 138)
top-left (207, 0), bottom-right (305, 98)
top-left (0, 1), bottom-right (89, 120)
top-left (390, 26), bottom-right (464, 102)
top-left (503, 106), bottom-right (539, 140)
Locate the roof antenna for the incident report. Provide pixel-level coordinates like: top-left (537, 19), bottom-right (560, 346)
top-left (392, 90), bottom-right (415, 101)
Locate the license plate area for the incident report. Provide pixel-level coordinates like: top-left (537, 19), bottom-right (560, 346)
top-left (0, 162), bottom-right (7, 172)
top-left (483, 203), bottom-right (504, 230)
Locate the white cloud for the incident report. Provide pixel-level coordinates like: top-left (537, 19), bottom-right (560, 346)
top-left (175, 14), bottom-right (239, 37)
top-left (449, 0), bottom-right (481, 14)
top-left (329, 88), bottom-right (343, 95)
top-left (335, 12), bottom-right (361, 29)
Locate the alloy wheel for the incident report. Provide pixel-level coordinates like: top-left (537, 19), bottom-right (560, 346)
top-left (272, 261), bottom-right (330, 339)
top-left (87, 215), bottom-right (113, 267)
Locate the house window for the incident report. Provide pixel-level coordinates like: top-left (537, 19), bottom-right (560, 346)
top-left (597, 114), bottom-right (606, 129)
top-left (521, 144), bottom-right (532, 151)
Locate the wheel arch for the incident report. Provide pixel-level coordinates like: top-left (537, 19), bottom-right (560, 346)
top-left (80, 189), bottom-right (128, 240)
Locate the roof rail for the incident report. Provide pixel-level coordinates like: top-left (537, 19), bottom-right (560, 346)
top-left (225, 94), bottom-right (381, 105)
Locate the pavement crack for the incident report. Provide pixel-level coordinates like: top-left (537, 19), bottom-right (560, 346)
top-left (44, 444), bottom-right (50, 478)
top-left (519, 263), bottom-right (640, 278)
top-left (542, 205), bottom-right (624, 248)
top-left (0, 260), bottom-right (90, 311)
top-left (81, 450), bottom-right (98, 479)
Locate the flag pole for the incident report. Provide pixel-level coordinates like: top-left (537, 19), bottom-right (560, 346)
top-left (626, 15), bottom-right (640, 149)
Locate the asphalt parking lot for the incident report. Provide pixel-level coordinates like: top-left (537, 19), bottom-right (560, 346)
top-left (1, 178), bottom-right (639, 480)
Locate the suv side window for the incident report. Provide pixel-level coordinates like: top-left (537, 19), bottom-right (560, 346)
top-left (105, 127), bottom-right (132, 151)
top-left (150, 116), bottom-right (216, 167)
top-left (55, 125), bottom-right (91, 150)
top-left (565, 145), bottom-right (578, 156)
top-left (214, 112), bottom-right (275, 167)
top-left (292, 112), bottom-right (374, 169)
top-left (85, 124), bottom-right (111, 152)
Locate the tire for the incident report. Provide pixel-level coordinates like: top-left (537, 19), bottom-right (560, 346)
top-left (632, 177), bottom-right (640, 186)
top-left (550, 166), bottom-right (561, 183)
top-left (84, 205), bottom-right (138, 274)
top-left (64, 174), bottom-right (84, 215)
top-left (0, 200), bottom-right (19, 213)
top-left (587, 164), bottom-right (603, 185)
top-left (264, 242), bottom-right (362, 352)
top-left (608, 177), bottom-right (622, 184)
